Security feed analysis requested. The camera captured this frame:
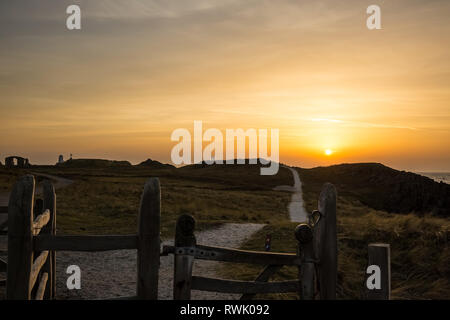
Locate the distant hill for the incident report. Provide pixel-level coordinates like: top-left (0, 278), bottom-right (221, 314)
top-left (177, 160), bottom-right (290, 191)
top-left (136, 159), bottom-right (175, 169)
top-left (57, 158), bottom-right (132, 168)
top-left (297, 163), bottom-right (450, 217)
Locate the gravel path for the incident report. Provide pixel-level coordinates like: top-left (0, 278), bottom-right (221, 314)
top-left (274, 166), bottom-right (308, 222)
top-left (55, 223), bottom-right (265, 300)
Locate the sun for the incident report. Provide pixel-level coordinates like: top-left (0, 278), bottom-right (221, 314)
top-left (324, 149), bottom-right (333, 156)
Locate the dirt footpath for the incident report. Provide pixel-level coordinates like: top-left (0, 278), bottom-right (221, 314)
top-left (274, 166), bottom-right (308, 223)
top-left (55, 223), bottom-right (265, 300)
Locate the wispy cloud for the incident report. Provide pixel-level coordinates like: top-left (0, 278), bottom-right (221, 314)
top-left (310, 118), bottom-right (418, 130)
top-left (210, 111), bottom-right (418, 131)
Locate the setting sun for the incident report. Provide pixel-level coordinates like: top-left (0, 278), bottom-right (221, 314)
top-left (325, 149), bottom-right (333, 156)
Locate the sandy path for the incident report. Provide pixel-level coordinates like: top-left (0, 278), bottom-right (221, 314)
top-left (274, 166), bottom-right (308, 222)
top-left (55, 223), bottom-right (265, 300)
top-left (31, 172), bottom-right (74, 193)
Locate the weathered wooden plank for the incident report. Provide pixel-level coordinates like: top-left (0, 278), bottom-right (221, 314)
top-left (35, 272), bottom-right (48, 300)
top-left (173, 214), bottom-right (196, 300)
top-left (192, 276), bottom-right (299, 294)
top-left (164, 244), bottom-right (300, 266)
top-left (240, 265), bottom-right (282, 300)
top-left (32, 209), bottom-right (50, 236)
top-left (0, 235), bottom-right (6, 251)
top-left (0, 219), bottom-right (7, 231)
top-left (198, 244), bottom-right (300, 266)
top-left (7, 175), bottom-right (35, 300)
top-left (314, 183), bottom-right (337, 300)
top-left (34, 235), bottom-right (138, 252)
top-left (42, 180), bottom-right (56, 299)
top-left (0, 257), bottom-right (6, 272)
top-left (366, 243), bottom-right (391, 300)
top-left (29, 251), bottom-right (49, 290)
top-left (296, 223), bottom-right (315, 300)
top-left (137, 178), bottom-right (161, 300)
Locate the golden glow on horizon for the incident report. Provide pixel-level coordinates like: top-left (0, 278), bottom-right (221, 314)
top-left (0, 0), bottom-right (449, 171)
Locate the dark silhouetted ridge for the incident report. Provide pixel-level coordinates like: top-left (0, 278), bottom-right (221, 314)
top-left (297, 163), bottom-right (450, 216)
top-left (137, 159), bottom-right (174, 169)
top-left (57, 158), bottom-right (132, 168)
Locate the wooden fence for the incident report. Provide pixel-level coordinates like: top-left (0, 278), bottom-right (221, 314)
top-left (2, 175), bottom-right (390, 300)
top-left (161, 183), bottom-right (339, 300)
top-left (5, 175), bottom-right (161, 300)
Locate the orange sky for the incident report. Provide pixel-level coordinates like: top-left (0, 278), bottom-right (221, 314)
top-left (0, 0), bottom-right (449, 171)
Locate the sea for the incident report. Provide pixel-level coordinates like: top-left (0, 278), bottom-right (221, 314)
top-left (417, 172), bottom-right (450, 184)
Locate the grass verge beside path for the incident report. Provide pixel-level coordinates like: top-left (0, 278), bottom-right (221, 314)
top-left (218, 200), bottom-right (450, 299)
top-left (28, 166), bottom-right (291, 238)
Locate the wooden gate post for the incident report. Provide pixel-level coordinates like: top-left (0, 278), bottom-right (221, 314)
top-left (366, 244), bottom-right (390, 300)
top-left (295, 223), bottom-right (315, 300)
top-left (173, 214), bottom-right (196, 300)
top-left (42, 180), bottom-right (56, 299)
top-left (7, 175), bottom-right (35, 300)
top-left (137, 178), bottom-right (161, 300)
top-left (313, 183), bottom-right (337, 300)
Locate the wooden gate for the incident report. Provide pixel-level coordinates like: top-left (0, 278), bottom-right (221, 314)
top-left (2, 175), bottom-right (390, 300)
top-left (6, 175), bottom-right (161, 300)
top-left (163, 183), bottom-right (339, 300)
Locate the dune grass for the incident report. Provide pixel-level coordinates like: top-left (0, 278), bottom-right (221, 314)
top-left (217, 175), bottom-right (450, 300)
top-left (26, 166), bottom-right (291, 238)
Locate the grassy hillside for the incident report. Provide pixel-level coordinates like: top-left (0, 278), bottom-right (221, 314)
top-left (218, 199), bottom-right (450, 299)
top-left (177, 161), bottom-right (292, 191)
top-left (297, 163), bottom-right (450, 217)
top-left (0, 167), bottom-right (27, 193)
top-left (217, 163), bottom-right (449, 299)
top-left (1, 161), bottom-right (448, 299)
top-left (27, 164), bottom-right (291, 237)
top-left (137, 158), bottom-right (175, 169)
